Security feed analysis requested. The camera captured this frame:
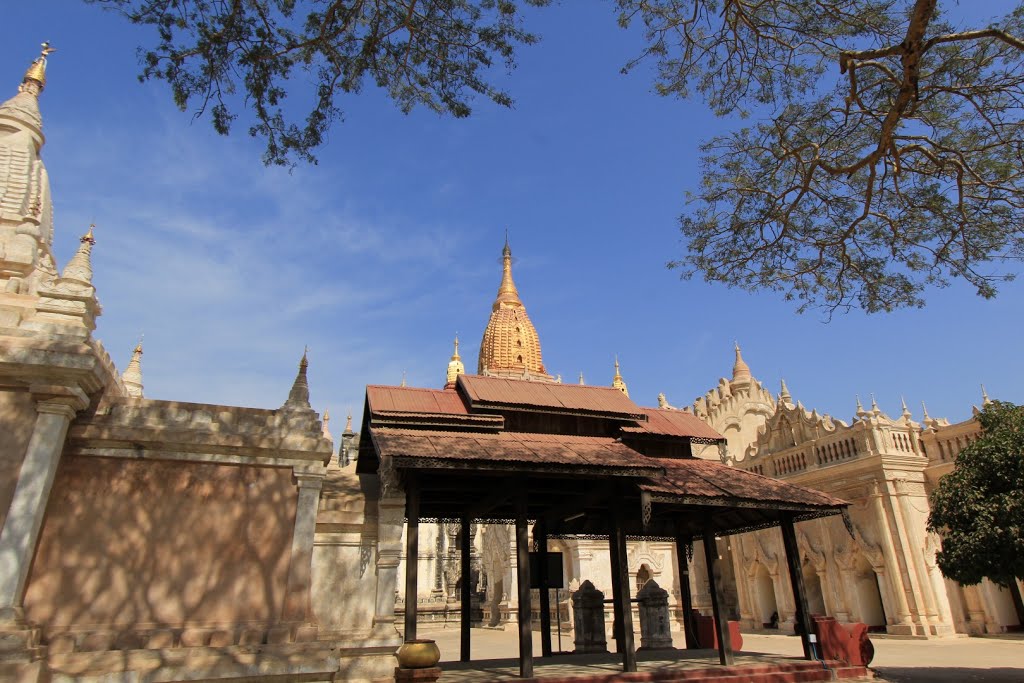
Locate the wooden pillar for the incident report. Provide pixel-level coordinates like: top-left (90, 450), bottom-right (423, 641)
top-left (702, 527), bottom-right (734, 665)
top-left (610, 505), bottom-right (637, 672)
top-left (536, 520), bottom-right (553, 657)
top-left (515, 491), bottom-right (534, 678)
top-left (780, 514), bottom-right (813, 659)
top-left (404, 476), bottom-right (420, 641)
top-left (674, 527), bottom-right (698, 649)
top-left (460, 514), bottom-right (472, 662)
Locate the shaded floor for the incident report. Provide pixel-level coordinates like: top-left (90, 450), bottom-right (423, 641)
top-left (424, 627), bottom-right (1024, 683)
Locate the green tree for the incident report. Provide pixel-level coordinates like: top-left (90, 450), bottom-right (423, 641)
top-left (92, 0), bottom-right (1024, 313)
top-left (927, 400), bottom-right (1024, 626)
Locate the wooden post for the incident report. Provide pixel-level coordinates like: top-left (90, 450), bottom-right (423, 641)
top-left (516, 492), bottom-right (534, 678)
top-left (702, 527), bottom-right (734, 665)
top-left (536, 520), bottom-right (553, 657)
top-left (404, 476), bottom-right (420, 642)
top-left (674, 526), bottom-right (698, 649)
top-left (460, 514), bottom-right (472, 662)
top-left (610, 505), bottom-right (637, 672)
top-left (780, 514), bottom-right (813, 659)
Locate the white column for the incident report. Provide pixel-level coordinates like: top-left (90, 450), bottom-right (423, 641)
top-left (869, 484), bottom-right (914, 629)
top-left (0, 401), bottom-right (77, 624)
top-left (283, 469), bottom-right (325, 622)
top-left (371, 492), bottom-right (405, 639)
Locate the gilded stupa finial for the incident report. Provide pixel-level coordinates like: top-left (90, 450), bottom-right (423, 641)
top-left (611, 356), bottom-right (629, 397)
top-left (446, 334), bottom-right (465, 387)
top-left (82, 223), bottom-right (96, 244)
top-left (493, 234), bottom-right (521, 309)
top-left (22, 42), bottom-right (55, 92)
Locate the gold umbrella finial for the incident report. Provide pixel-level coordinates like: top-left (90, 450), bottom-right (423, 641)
top-left (23, 41), bottom-right (56, 90)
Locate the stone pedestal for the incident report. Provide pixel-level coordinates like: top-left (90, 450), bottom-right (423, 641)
top-left (637, 579), bottom-right (674, 650)
top-left (571, 580), bottom-right (607, 654)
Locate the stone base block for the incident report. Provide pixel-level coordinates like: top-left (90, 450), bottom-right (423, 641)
top-left (145, 629), bottom-right (176, 649)
top-left (394, 666), bottom-right (442, 683)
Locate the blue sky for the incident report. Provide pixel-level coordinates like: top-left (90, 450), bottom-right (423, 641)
top-left (2, 1), bottom-right (1021, 429)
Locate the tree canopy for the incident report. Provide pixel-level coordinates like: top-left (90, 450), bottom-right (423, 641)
top-left (90, 0), bottom-right (1024, 314)
top-left (927, 400), bottom-right (1024, 621)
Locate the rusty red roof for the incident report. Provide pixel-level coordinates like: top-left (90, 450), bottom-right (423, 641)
top-left (622, 408), bottom-right (723, 441)
top-left (640, 457), bottom-right (846, 510)
top-left (457, 375), bottom-right (645, 419)
top-left (366, 385), bottom-right (469, 416)
top-left (372, 428), bottom-right (661, 475)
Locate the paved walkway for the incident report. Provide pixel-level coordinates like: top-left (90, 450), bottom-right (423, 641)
top-left (422, 626), bottom-right (1024, 682)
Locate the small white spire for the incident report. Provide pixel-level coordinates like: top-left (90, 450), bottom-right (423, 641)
top-left (921, 400), bottom-right (931, 422)
top-left (900, 396), bottom-right (912, 420)
top-left (981, 384), bottom-right (991, 405)
top-left (121, 335), bottom-right (144, 398)
top-left (578, 372), bottom-right (585, 386)
top-left (322, 409), bottom-right (333, 440)
top-left (779, 378), bottom-right (791, 404)
top-left (61, 224), bottom-right (96, 284)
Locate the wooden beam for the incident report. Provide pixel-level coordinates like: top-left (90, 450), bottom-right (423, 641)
top-left (460, 514), bottom-right (472, 662)
top-left (404, 476), bottom-right (420, 642)
top-left (702, 527), bottom-right (734, 665)
top-left (780, 514), bottom-right (813, 659)
top-left (610, 503), bottom-right (637, 672)
top-left (516, 491), bottom-right (533, 678)
top-left (673, 524), bottom-right (698, 649)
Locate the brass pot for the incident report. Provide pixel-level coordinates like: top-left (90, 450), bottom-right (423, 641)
top-left (396, 639), bottom-right (441, 669)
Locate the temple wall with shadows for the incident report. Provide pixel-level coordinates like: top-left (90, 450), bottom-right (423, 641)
top-left (24, 456), bottom-right (296, 640)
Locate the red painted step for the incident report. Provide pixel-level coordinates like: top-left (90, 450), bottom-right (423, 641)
top-left (484, 661), bottom-right (872, 683)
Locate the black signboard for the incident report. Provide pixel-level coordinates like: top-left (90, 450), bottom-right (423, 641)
top-left (528, 552), bottom-right (564, 589)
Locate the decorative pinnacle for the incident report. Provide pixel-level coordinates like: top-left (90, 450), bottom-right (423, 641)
top-left (578, 372), bottom-right (585, 386)
top-left (61, 224), bottom-right (97, 283)
top-left (901, 396), bottom-right (912, 419)
top-left (344, 411), bottom-right (354, 434)
top-left (401, 370), bottom-right (407, 387)
top-left (779, 378), bottom-right (791, 403)
top-left (451, 334), bottom-right (461, 361)
top-left (921, 401), bottom-right (931, 422)
top-left (282, 347), bottom-right (312, 410)
top-left (121, 335), bottom-right (144, 398)
top-left (732, 342), bottom-right (751, 383)
top-left (981, 384), bottom-right (991, 405)
top-left (855, 394), bottom-right (867, 418)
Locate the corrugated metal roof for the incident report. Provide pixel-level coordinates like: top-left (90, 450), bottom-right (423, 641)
top-left (640, 457), bottom-right (846, 509)
top-left (622, 408), bottom-right (724, 440)
top-left (457, 375), bottom-right (645, 418)
top-left (372, 428), bottom-right (657, 473)
top-left (366, 385), bottom-right (469, 416)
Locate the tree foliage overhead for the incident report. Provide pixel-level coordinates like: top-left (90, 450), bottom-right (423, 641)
top-left (88, 0), bottom-right (550, 165)
top-left (92, 0), bottom-right (1024, 313)
top-left (927, 400), bottom-right (1024, 592)
top-left (619, 0), bottom-right (1024, 313)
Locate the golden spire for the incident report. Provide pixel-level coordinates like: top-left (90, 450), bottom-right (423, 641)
top-left (493, 234), bottom-right (522, 310)
top-left (477, 238), bottom-right (551, 381)
top-left (22, 42), bottom-right (55, 92)
top-left (611, 356), bottom-right (629, 397)
top-left (446, 334), bottom-right (466, 387)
